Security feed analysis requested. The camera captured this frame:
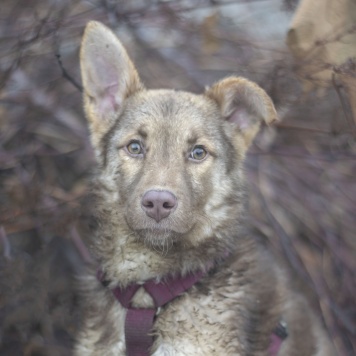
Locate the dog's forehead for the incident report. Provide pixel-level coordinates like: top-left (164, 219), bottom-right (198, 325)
top-left (122, 89), bottom-right (220, 135)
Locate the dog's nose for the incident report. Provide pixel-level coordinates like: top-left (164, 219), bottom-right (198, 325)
top-left (141, 190), bottom-right (177, 223)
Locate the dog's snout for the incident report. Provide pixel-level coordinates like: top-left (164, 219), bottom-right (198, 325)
top-left (141, 190), bottom-right (177, 223)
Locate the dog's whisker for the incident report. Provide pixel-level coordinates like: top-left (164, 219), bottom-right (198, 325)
top-left (196, 212), bottom-right (214, 228)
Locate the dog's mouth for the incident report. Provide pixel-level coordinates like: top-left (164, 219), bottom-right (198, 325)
top-left (137, 227), bottom-right (180, 236)
top-left (135, 228), bottom-right (182, 250)
top-left (125, 210), bottom-right (194, 235)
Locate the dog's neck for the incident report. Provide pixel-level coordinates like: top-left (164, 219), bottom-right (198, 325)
top-left (91, 211), bottom-right (250, 288)
top-left (97, 239), bottom-right (233, 290)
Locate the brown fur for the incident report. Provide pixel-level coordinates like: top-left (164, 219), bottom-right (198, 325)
top-left (75, 21), bottom-right (333, 356)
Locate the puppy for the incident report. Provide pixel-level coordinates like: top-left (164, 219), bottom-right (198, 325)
top-left (75, 21), bottom-right (333, 356)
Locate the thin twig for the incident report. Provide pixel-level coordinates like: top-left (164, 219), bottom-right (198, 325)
top-left (0, 226), bottom-right (11, 260)
top-left (55, 53), bottom-right (83, 92)
top-left (70, 226), bottom-right (92, 264)
top-left (332, 73), bottom-right (356, 134)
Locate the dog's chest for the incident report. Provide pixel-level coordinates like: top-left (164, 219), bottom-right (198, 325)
top-left (102, 278), bottom-right (246, 356)
top-left (151, 287), bottom-right (245, 355)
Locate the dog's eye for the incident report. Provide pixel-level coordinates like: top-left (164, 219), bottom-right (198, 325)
top-left (127, 141), bottom-right (143, 155)
top-left (190, 146), bottom-right (207, 161)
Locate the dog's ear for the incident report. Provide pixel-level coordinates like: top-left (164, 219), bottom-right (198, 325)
top-left (205, 77), bottom-right (277, 148)
top-left (80, 21), bottom-right (143, 146)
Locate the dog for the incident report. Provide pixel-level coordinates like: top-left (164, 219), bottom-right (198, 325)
top-left (75, 21), bottom-right (334, 356)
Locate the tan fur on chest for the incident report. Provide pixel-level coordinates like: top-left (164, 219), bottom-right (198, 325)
top-left (75, 21), bottom-right (334, 356)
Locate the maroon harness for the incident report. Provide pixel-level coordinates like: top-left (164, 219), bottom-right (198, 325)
top-left (98, 270), bottom-right (287, 356)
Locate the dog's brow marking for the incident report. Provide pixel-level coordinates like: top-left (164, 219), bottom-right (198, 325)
top-left (187, 136), bottom-right (198, 145)
top-left (137, 128), bottom-right (147, 139)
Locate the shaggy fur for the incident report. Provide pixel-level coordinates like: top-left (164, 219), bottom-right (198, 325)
top-left (75, 21), bottom-right (333, 356)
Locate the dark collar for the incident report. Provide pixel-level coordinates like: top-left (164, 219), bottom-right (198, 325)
top-left (97, 268), bottom-right (287, 356)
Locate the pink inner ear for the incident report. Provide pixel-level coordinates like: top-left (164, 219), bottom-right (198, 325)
top-left (97, 84), bottom-right (121, 116)
top-left (89, 54), bottom-right (121, 116)
top-left (228, 108), bottom-right (251, 131)
top-left (93, 55), bottom-right (118, 87)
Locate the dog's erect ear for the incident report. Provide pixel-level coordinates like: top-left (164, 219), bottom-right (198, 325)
top-left (205, 77), bottom-right (278, 148)
top-left (80, 21), bottom-right (143, 146)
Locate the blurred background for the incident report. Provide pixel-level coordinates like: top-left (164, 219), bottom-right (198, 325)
top-left (0, 0), bottom-right (355, 355)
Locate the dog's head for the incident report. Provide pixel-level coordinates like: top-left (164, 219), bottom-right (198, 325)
top-left (80, 22), bottom-right (277, 259)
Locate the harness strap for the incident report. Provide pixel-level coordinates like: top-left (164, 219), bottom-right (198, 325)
top-left (125, 308), bottom-right (156, 356)
top-left (269, 321), bottom-right (288, 355)
top-left (141, 271), bottom-right (205, 307)
top-left (269, 333), bottom-right (284, 355)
